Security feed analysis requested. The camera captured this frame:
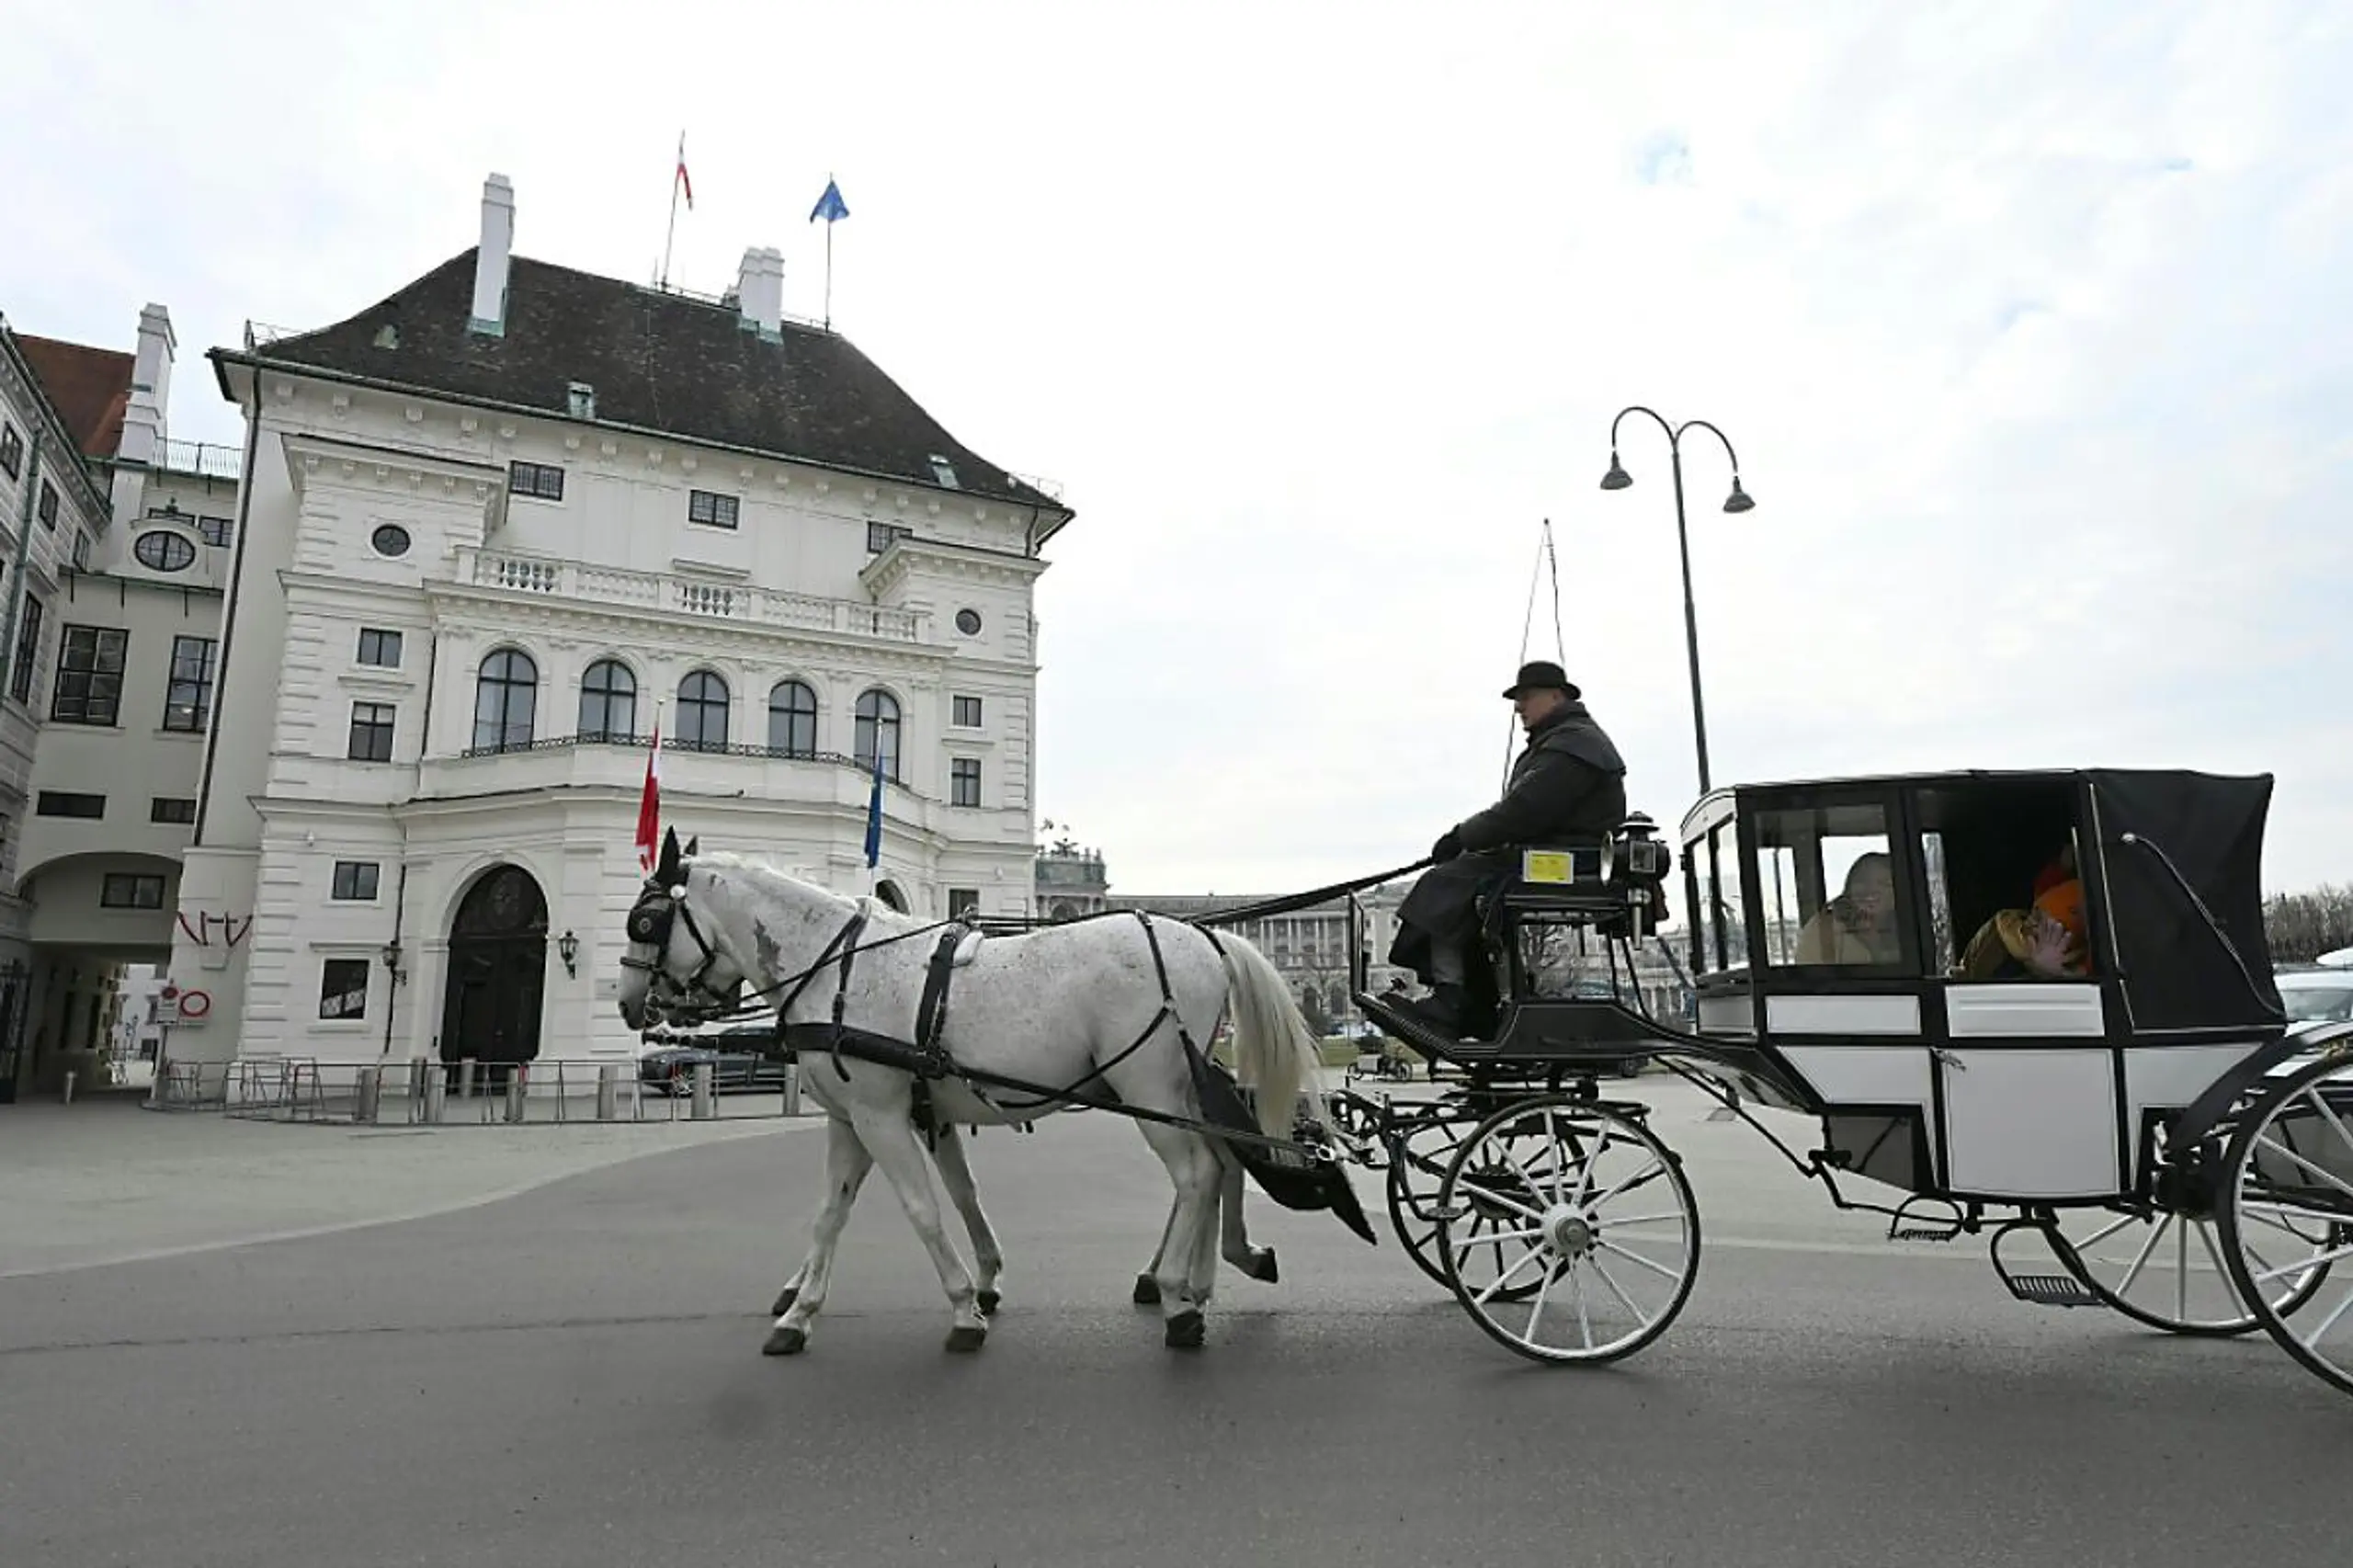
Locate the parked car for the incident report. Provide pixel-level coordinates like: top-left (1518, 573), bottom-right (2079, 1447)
top-left (638, 1022), bottom-right (792, 1096)
top-left (2277, 966), bottom-right (2353, 1027)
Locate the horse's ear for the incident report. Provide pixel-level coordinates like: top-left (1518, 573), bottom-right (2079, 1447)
top-left (684, 835), bottom-right (699, 858)
top-left (658, 827), bottom-right (682, 881)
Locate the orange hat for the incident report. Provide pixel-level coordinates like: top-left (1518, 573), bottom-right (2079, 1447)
top-left (2034, 877), bottom-right (2086, 942)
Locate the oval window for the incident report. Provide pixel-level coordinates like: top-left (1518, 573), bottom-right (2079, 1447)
top-left (371, 523), bottom-right (412, 558)
top-left (133, 530), bottom-right (196, 572)
top-left (954, 608), bottom-right (983, 636)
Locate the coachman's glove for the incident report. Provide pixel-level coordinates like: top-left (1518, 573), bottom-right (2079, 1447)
top-left (1430, 830), bottom-right (1464, 862)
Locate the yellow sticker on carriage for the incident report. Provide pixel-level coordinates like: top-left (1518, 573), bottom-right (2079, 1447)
top-left (1521, 849), bottom-right (1574, 883)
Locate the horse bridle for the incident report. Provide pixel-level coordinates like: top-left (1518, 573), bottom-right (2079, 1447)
top-left (621, 876), bottom-right (745, 1017)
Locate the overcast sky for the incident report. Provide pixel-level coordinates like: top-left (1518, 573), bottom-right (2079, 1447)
top-left (6, 1), bottom-right (2347, 903)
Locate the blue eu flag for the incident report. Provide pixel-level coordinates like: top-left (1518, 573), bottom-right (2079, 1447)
top-left (863, 745), bottom-right (884, 868)
top-left (810, 178), bottom-right (849, 224)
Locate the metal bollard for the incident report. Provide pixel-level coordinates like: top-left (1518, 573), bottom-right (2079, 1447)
top-left (690, 1062), bottom-right (715, 1119)
top-left (424, 1074), bottom-right (447, 1124)
top-left (354, 1066), bottom-right (381, 1124)
top-left (407, 1056), bottom-right (428, 1117)
top-left (459, 1058), bottom-right (478, 1101)
top-left (504, 1071), bottom-right (527, 1123)
top-left (63, 1071), bottom-right (76, 1106)
top-left (596, 1063), bottom-right (620, 1121)
top-left (780, 1062), bottom-right (800, 1117)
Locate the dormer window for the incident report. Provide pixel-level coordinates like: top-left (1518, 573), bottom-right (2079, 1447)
top-left (567, 381), bottom-right (596, 419)
top-left (928, 454), bottom-right (960, 488)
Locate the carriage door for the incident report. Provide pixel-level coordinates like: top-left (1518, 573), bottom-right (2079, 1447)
top-left (439, 866), bottom-right (549, 1080)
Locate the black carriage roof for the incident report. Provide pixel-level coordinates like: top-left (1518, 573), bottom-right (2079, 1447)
top-left (1676, 766), bottom-right (2272, 835)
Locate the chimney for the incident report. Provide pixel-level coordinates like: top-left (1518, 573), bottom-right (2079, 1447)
top-left (470, 174), bottom-right (516, 336)
top-left (119, 302), bottom-right (176, 465)
top-left (735, 246), bottom-right (785, 340)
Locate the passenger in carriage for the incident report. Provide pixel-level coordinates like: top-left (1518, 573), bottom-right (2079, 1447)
top-left (1791, 852), bottom-right (1901, 965)
top-left (1957, 843), bottom-right (2091, 980)
top-left (1387, 660), bottom-right (1629, 1037)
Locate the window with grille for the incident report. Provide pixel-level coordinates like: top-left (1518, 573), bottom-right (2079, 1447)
top-left (508, 461), bottom-right (565, 500)
top-left (688, 490), bottom-right (740, 528)
top-left (51, 624), bottom-right (126, 725)
top-left (150, 798), bottom-right (197, 824)
top-left (164, 635), bottom-right (217, 732)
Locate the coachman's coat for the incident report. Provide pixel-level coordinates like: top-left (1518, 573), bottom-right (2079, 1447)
top-left (1389, 700), bottom-right (1631, 982)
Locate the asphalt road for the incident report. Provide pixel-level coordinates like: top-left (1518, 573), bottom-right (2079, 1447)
top-left (4, 1084), bottom-right (2348, 1568)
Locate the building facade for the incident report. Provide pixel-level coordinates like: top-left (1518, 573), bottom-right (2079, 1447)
top-left (164, 174), bottom-right (1073, 1084)
top-left (0, 302), bottom-right (226, 1100)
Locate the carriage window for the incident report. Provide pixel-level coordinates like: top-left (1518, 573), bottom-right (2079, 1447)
top-left (1920, 831), bottom-right (1957, 971)
top-left (1753, 804), bottom-right (1900, 968)
top-left (1712, 820), bottom-right (1749, 970)
top-left (1688, 831), bottom-right (1721, 973)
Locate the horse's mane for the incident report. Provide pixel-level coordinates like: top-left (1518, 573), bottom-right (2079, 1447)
top-left (685, 851), bottom-right (926, 931)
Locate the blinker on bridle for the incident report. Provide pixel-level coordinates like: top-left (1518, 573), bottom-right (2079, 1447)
top-left (620, 827), bottom-right (739, 1016)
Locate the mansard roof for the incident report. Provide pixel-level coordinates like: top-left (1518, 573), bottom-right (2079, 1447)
top-left (216, 249), bottom-right (1071, 517)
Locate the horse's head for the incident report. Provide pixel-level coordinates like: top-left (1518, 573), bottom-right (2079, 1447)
top-left (618, 827), bottom-right (748, 1030)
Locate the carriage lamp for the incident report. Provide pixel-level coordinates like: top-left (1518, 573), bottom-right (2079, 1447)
top-left (558, 929), bottom-right (580, 977)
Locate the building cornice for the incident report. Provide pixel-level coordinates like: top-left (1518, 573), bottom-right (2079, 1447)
top-left (859, 535), bottom-right (1051, 597)
top-left (414, 583), bottom-right (960, 670)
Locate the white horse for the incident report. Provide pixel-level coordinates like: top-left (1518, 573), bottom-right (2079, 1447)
top-left (615, 832), bottom-right (1337, 1355)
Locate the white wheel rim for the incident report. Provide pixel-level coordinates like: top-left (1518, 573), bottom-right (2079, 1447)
top-left (1438, 1102), bottom-right (1697, 1362)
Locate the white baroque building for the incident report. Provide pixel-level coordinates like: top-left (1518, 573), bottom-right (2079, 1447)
top-left (166, 173), bottom-right (1073, 1082)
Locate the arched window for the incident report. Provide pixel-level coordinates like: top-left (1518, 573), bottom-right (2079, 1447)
top-left (578, 659), bottom-right (636, 742)
top-left (677, 669), bottom-right (730, 750)
top-left (854, 688), bottom-right (901, 781)
top-left (472, 648), bottom-right (538, 752)
top-left (767, 679), bottom-right (817, 756)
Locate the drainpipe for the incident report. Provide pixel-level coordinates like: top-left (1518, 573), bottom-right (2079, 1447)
top-left (0, 424), bottom-right (44, 712)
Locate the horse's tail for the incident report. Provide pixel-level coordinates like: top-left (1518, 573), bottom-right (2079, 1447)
top-left (1212, 932), bottom-right (1332, 1142)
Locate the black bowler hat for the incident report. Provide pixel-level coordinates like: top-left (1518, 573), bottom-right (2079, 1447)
top-left (1503, 660), bottom-right (1580, 700)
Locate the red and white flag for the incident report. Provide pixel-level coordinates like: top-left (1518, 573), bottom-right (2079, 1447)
top-left (675, 138), bottom-right (694, 210)
top-left (635, 719), bottom-right (664, 874)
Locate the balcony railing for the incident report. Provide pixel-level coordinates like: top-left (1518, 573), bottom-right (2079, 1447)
top-left (451, 547), bottom-right (922, 641)
top-left (453, 731), bottom-right (904, 790)
top-left (153, 439), bottom-right (244, 482)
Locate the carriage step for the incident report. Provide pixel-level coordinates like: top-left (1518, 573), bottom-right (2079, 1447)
top-left (2000, 1271), bottom-right (2103, 1310)
top-left (1891, 1225), bottom-right (1963, 1243)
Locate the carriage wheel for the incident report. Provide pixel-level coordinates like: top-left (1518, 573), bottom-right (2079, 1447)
top-left (1385, 1103), bottom-right (1485, 1291)
top-left (1435, 1093), bottom-right (1699, 1366)
top-left (2216, 1051), bottom-right (2353, 1397)
top-left (2053, 1110), bottom-right (2333, 1335)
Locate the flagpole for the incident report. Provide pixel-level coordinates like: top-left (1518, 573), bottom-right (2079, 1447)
top-left (661, 131), bottom-right (685, 289)
top-left (824, 171), bottom-right (835, 328)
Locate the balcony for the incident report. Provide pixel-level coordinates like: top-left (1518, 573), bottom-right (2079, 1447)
top-left (449, 547), bottom-right (923, 642)
top-left (153, 439), bottom-right (244, 482)
top-left (421, 732), bottom-right (924, 805)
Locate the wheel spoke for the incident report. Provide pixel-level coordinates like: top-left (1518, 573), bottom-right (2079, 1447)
top-left (2246, 1236), bottom-right (2353, 1286)
top-left (2114, 1210), bottom-right (2171, 1299)
top-left (1595, 1237), bottom-right (1685, 1282)
top-left (1454, 1178), bottom-right (1545, 1223)
top-left (1586, 1254), bottom-right (1653, 1326)
top-left (1598, 1210), bottom-right (1689, 1228)
top-left (1472, 1241), bottom-right (1552, 1307)
top-left (2254, 1131), bottom-right (2353, 1206)
top-left (2299, 1282), bottom-right (2353, 1353)
top-left (1588, 1153), bottom-right (1666, 1212)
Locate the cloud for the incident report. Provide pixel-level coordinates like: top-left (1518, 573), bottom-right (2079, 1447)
top-left (5, 0), bottom-right (2348, 907)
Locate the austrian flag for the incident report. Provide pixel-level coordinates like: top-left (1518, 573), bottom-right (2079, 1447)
top-left (635, 722), bottom-right (664, 874)
top-left (675, 149), bottom-right (694, 210)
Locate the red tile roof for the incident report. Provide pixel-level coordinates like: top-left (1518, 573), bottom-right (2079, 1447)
top-left (15, 335), bottom-right (133, 459)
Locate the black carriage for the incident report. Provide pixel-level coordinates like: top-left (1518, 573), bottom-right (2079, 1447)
top-left (1345, 767), bottom-right (2353, 1394)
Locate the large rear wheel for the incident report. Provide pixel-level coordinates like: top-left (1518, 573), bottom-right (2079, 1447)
top-left (1435, 1094), bottom-right (1699, 1366)
top-left (2216, 1050), bottom-right (2353, 1398)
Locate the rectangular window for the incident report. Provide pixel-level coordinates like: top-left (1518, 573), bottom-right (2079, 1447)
top-left (36, 790), bottom-right (104, 818)
top-left (866, 521), bottom-right (912, 553)
top-left (71, 531), bottom-right (90, 570)
top-left (100, 873), bottom-right (165, 910)
top-left (0, 425), bottom-right (20, 479)
top-left (51, 624), bottom-right (127, 725)
top-left (11, 595), bottom-right (41, 704)
top-left (507, 460), bottom-right (565, 501)
top-left (164, 635), bottom-right (217, 732)
top-left (331, 860), bottom-right (381, 900)
top-left (948, 888), bottom-right (981, 919)
top-left (37, 481), bottom-right (58, 528)
top-left (687, 490), bottom-right (740, 528)
top-left (319, 958), bottom-right (369, 1020)
top-left (1753, 804), bottom-right (1898, 969)
top-left (951, 695), bottom-right (983, 728)
top-left (348, 701), bottom-right (396, 761)
top-left (150, 797), bottom-right (197, 824)
top-left (198, 516), bottom-right (233, 548)
top-left (356, 628), bottom-right (403, 667)
top-left (950, 757), bottom-right (982, 808)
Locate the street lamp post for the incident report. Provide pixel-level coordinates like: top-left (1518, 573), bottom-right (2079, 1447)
top-left (1599, 406), bottom-right (1754, 795)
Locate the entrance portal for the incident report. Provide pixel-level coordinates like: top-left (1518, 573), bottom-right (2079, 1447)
top-left (439, 865), bottom-right (548, 1092)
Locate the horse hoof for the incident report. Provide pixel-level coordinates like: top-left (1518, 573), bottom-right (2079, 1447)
top-left (770, 1287), bottom-right (799, 1315)
top-left (1245, 1247), bottom-right (1279, 1284)
top-left (946, 1324), bottom-right (988, 1354)
top-left (1164, 1310), bottom-right (1206, 1350)
top-left (762, 1325), bottom-right (807, 1357)
top-left (977, 1289), bottom-right (1001, 1317)
top-left (1132, 1273), bottom-right (1161, 1306)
